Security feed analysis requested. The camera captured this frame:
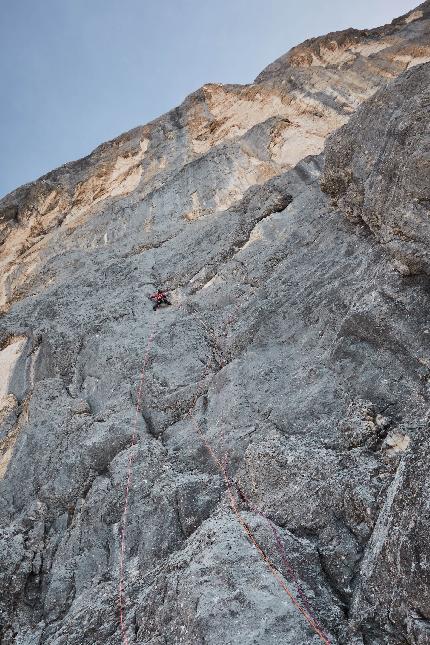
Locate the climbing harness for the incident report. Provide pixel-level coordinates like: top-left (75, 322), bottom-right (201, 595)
top-left (149, 289), bottom-right (171, 311)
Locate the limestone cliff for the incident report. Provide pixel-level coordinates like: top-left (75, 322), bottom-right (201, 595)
top-left (0, 3), bottom-right (429, 644)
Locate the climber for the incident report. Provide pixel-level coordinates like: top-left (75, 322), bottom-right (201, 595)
top-left (149, 288), bottom-right (171, 311)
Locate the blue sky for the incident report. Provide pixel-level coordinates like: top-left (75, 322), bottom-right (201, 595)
top-left (0, 0), bottom-right (418, 197)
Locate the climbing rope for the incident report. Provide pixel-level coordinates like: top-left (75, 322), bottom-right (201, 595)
top-left (118, 316), bottom-right (157, 645)
top-left (205, 403), bottom-right (330, 639)
top-left (233, 478), bottom-right (331, 640)
top-left (190, 415), bottom-right (332, 645)
top-left (119, 290), bottom-right (332, 644)
top-left (185, 297), bottom-right (332, 644)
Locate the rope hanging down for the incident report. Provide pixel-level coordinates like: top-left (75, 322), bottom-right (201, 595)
top-left (191, 415), bottom-right (332, 645)
top-left (118, 297), bottom-right (331, 645)
top-left (118, 317), bottom-right (156, 645)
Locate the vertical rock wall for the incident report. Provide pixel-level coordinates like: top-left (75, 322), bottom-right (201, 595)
top-left (0, 3), bottom-right (429, 644)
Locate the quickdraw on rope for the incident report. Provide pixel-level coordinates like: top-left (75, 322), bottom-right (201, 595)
top-left (118, 316), bottom-right (157, 645)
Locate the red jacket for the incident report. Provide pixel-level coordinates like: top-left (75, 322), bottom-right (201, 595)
top-left (150, 291), bottom-right (167, 302)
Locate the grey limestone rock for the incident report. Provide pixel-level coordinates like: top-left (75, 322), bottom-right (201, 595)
top-left (321, 63), bottom-right (430, 275)
top-left (0, 3), bottom-right (430, 644)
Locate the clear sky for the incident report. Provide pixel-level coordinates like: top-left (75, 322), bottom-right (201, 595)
top-left (0, 0), bottom-right (418, 197)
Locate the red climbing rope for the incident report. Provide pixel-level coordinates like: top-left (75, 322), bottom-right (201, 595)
top-left (119, 294), bottom-right (331, 644)
top-left (186, 300), bottom-right (332, 643)
top-left (213, 412), bottom-right (330, 640)
top-left (234, 481), bottom-right (331, 642)
top-left (118, 317), bottom-right (156, 645)
top-left (191, 416), bottom-right (332, 645)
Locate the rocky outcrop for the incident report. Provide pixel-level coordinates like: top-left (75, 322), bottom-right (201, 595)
top-left (0, 3), bottom-right (430, 645)
top-left (256, 1), bottom-right (430, 100)
top-left (321, 63), bottom-right (430, 275)
top-left (1, 2), bottom-right (429, 314)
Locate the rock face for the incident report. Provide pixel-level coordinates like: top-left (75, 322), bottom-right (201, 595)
top-left (0, 3), bottom-right (429, 645)
top-left (321, 63), bottom-right (430, 276)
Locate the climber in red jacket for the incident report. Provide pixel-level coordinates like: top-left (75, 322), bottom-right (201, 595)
top-left (149, 288), bottom-right (171, 311)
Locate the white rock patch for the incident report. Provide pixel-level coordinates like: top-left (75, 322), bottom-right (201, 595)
top-left (0, 337), bottom-right (27, 399)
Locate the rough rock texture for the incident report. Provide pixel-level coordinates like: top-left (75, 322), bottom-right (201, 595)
top-left (321, 63), bottom-right (430, 276)
top-left (0, 3), bottom-right (430, 645)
